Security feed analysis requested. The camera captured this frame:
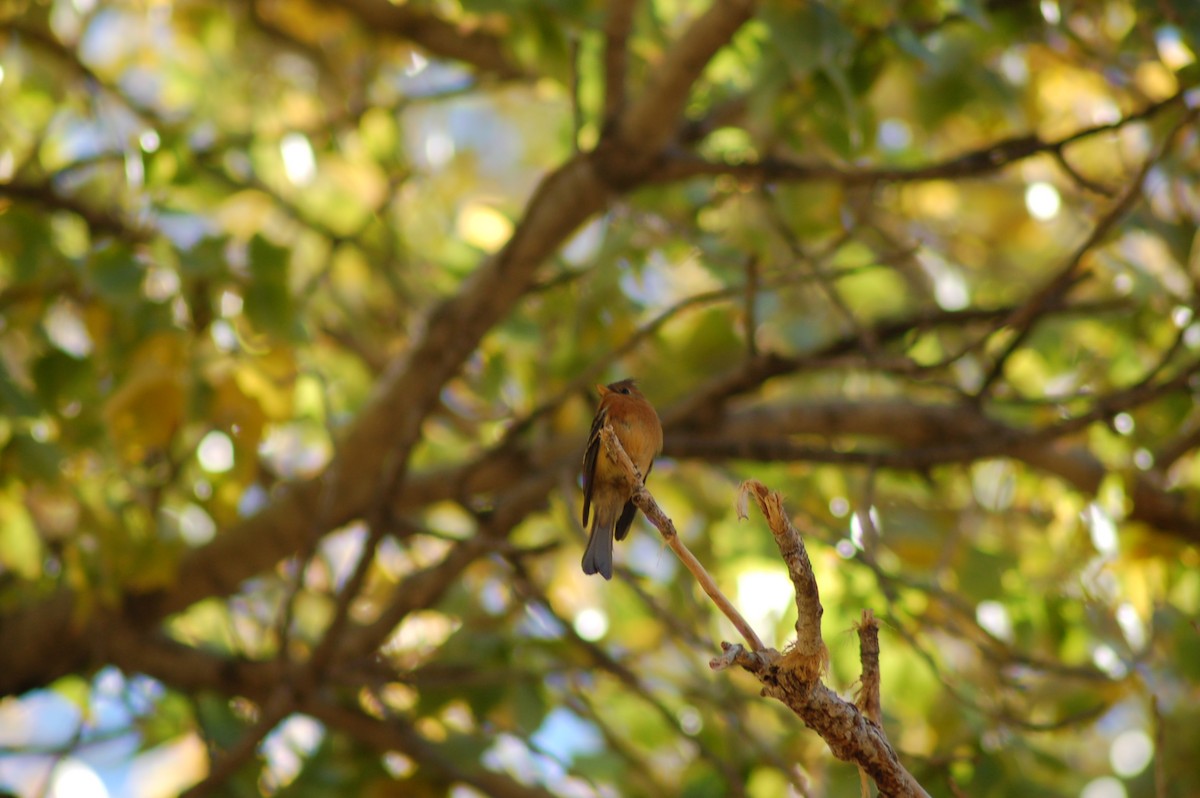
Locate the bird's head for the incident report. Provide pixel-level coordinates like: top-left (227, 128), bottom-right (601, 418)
top-left (599, 378), bottom-right (640, 398)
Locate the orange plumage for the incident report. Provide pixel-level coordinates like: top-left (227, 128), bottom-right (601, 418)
top-left (581, 379), bottom-right (663, 579)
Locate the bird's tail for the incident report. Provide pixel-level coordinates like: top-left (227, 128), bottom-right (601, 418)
top-left (581, 503), bottom-right (618, 580)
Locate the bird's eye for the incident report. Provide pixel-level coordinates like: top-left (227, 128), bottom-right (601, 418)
top-left (619, 387), bottom-right (630, 394)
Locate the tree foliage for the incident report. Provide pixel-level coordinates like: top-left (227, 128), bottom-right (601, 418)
top-left (2, 0), bottom-right (1199, 796)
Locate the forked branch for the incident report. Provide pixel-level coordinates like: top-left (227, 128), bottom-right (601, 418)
top-left (596, 430), bottom-right (929, 798)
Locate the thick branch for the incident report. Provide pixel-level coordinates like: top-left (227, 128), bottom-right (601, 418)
top-left (0, 0), bottom-right (761, 698)
top-left (670, 398), bottom-right (1200, 544)
top-left (0, 181), bottom-right (151, 241)
top-left (326, 0), bottom-right (526, 79)
top-left (600, 0), bottom-right (756, 185)
top-left (603, 0), bottom-right (638, 120)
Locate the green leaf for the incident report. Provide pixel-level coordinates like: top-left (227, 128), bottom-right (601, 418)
top-left (244, 235), bottom-right (299, 339)
top-left (0, 361), bottom-right (41, 418)
top-left (51, 676), bottom-right (93, 712)
top-left (512, 678), bottom-right (547, 735)
top-left (891, 24), bottom-right (937, 65)
top-left (6, 208), bottom-right (61, 282)
top-left (137, 692), bottom-right (194, 749)
top-left (9, 434), bottom-right (64, 482)
top-left (33, 350), bottom-right (94, 410)
top-left (248, 234), bottom-right (289, 283)
top-left (761, 1), bottom-right (854, 76)
top-left (194, 693), bottom-right (251, 750)
top-left (681, 762), bottom-right (726, 798)
top-left (88, 243), bottom-right (144, 304)
top-left (182, 236), bottom-right (231, 279)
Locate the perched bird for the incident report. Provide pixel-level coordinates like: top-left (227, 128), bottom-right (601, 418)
top-left (581, 379), bottom-right (663, 579)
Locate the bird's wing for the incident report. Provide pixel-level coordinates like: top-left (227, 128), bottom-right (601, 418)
top-left (581, 403), bottom-right (608, 527)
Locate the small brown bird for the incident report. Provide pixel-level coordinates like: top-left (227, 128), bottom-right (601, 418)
top-left (581, 379), bottom-right (663, 579)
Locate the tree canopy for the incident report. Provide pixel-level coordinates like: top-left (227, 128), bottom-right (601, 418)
top-left (2, 1), bottom-right (1199, 796)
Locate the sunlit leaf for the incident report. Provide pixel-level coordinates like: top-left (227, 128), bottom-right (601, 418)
top-left (0, 489), bottom-right (42, 580)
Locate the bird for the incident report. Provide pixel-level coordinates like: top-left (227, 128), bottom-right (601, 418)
top-left (581, 378), bottom-right (663, 579)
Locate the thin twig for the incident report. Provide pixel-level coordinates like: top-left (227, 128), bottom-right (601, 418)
top-left (597, 425), bottom-right (766, 651)
top-left (180, 687), bottom-right (294, 798)
top-left (855, 609), bottom-right (882, 725)
top-left (744, 254), bottom-right (760, 356)
top-left (975, 104), bottom-right (1199, 398)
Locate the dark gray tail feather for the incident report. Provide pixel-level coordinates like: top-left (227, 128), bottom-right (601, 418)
top-left (581, 520), bottom-right (615, 580)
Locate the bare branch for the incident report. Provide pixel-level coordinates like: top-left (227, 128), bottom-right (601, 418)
top-left (652, 88), bottom-right (1191, 185)
top-left (738, 481), bottom-right (827, 674)
top-left (855, 610), bottom-right (882, 726)
top-left (733, 482), bottom-right (930, 798)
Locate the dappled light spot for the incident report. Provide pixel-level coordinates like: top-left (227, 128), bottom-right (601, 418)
top-left (573, 607), bottom-right (608, 641)
top-left (197, 430), bottom-right (234, 473)
top-left (176, 503), bottom-right (215, 545)
top-left (1155, 27), bottom-right (1195, 70)
top-left (281, 132), bottom-right (317, 186)
top-left (1090, 644), bottom-right (1127, 679)
top-left (457, 201), bottom-right (513, 251)
top-left (1080, 776), bottom-right (1126, 798)
top-left (736, 569), bottom-right (793, 635)
top-left (44, 300), bottom-right (94, 358)
top-left (1109, 728), bottom-right (1153, 778)
top-left (49, 759), bottom-right (108, 798)
top-left (1025, 181), bottom-right (1061, 220)
top-left (975, 600), bottom-right (1013, 643)
top-left (1086, 503), bottom-right (1119, 556)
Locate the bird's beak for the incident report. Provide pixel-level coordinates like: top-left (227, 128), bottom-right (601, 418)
top-left (596, 384), bottom-right (610, 396)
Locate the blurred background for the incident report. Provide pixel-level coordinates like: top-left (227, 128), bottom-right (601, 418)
top-left (1, 1), bottom-right (1199, 796)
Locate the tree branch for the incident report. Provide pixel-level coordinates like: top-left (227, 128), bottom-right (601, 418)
top-left (603, 0), bottom-right (638, 121)
top-left (326, 0), bottom-right (527, 80)
top-left (720, 482), bottom-right (930, 798)
top-left (738, 481), bottom-right (827, 673)
top-left (0, 0), bottom-right (762, 700)
top-left (975, 105), bottom-right (1197, 397)
top-left (304, 698), bottom-right (559, 798)
top-left (0, 180), bottom-right (152, 242)
top-left (651, 87), bottom-right (1192, 185)
top-left (600, 0), bottom-right (756, 186)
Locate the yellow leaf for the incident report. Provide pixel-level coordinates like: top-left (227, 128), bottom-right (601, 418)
top-left (0, 488), bottom-right (43, 579)
top-left (212, 374), bottom-right (266, 440)
top-left (234, 361), bottom-right (292, 420)
top-left (104, 334), bottom-right (189, 463)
